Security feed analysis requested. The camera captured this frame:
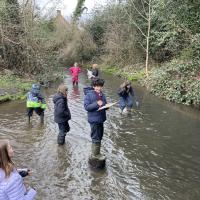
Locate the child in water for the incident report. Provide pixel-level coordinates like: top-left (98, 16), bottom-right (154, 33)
top-left (118, 80), bottom-right (135, 113)
top-left (0, 140), bottom-right (36, 199)
top-left (91, 64), bottom-right (99, 77)
top-left (84, 78), bottom-right (107, 161)
top-left (53, 84), bottom-right (71, 145)
top-left (69, 62), bottom-right (81, 85)
top-left (26, 84), bottom-right (46, 123)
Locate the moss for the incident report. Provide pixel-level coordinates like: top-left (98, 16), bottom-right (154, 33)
top-left (0, 94), bottom-right (11, 103)
top-left (0, 74), bottom-right (34, 103)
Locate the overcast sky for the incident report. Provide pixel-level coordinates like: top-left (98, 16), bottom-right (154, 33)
top-left (36, 0), bottom-right (108, 18)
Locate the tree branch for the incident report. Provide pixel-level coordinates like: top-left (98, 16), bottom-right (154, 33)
top-left (4, 36), bottom-right (21, 45)
top-left (123, 7), bottom-right (147, 38)
top-left (140, 0), bottom-right (147, 16)
top-left (129, 0), bottom-right (148, 21)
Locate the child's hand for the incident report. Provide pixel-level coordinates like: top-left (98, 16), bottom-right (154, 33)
top-left (27, 169), bottom-right (32, 176)
top-left (97, 100), bottom-right (103, 107)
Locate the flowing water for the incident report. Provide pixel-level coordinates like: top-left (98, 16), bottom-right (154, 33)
top-left (0, 71), bottom-right (200, 200)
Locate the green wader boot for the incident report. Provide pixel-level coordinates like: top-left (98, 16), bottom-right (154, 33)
top-left (91, 143), bottom-right (105, 161)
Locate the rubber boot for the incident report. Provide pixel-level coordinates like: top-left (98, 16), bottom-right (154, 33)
top-left (57, 134), bottom-right (66, 145)
top-left (91, 143), bottom-right (105, 161)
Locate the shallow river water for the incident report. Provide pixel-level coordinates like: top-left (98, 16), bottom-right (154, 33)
top-left (1, 71), bottom-right (200, 200)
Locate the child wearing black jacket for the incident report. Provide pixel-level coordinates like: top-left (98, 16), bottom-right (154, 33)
top-left (53, 84), bottom-right (71, 145)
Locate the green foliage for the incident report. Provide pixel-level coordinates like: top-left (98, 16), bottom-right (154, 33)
top-left (0, 74), bottom-right (34, 103)
top-left (101, 65), bottom-right (145, 81)
top-left (148, 0), bottom-right (200, 62)
top-left (0, 74), bottom-right (33, 89)
top-left (141, 60), bottom-right (200, 106)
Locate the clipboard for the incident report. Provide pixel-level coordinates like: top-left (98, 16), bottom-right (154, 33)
top-left (98, 102), bottom-right (118, 111)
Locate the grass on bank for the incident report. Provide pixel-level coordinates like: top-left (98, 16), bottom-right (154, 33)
top-left (0, 74), bottom-right (34, 103)
top-left (100, 64), bottom-right (145, 81)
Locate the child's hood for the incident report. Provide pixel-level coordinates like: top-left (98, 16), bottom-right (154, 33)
top-left (83, 86), bottom-right (94, 95)
top-left (53, 93), bottom-right (66, 103)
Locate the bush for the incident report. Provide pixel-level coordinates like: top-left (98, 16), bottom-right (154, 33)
top-left (142, 60), bottom-right (200, 107)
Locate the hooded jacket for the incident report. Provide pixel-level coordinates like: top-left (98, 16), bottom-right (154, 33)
top-left (0, 169), bottom-right (36, 200)
top-left (84, 89), bottom-right (107, 124)
top-left (26, 88), bottom-right (46, 109)
top-left (53, 93), bottom-right (71, 123)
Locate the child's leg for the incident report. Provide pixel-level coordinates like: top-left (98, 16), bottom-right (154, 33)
top-left (74, 76), bottom-right (78, 85)
top-left (35, 107), bottom-right (45, 123)
top-left (126, 96), bottom-right (133, 109)
top-left (90, 123), bottom-right (104, 143)
top-left (90, 123), bottom-right (105, 159)
top-left (57, 121), bottom-right (70, 145)
top-left (27, 108), bottom-right (33, 123)
top-left (119, 97), bottom-right (126, 111)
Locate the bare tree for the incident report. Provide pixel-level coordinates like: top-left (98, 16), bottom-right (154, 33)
top-left (125, 0), bottom-right (154, 77)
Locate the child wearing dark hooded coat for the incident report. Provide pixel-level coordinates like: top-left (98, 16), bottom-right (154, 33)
top-left (84, 78), bottom-right (107, 161)
top-left (53, 84), bottom-right (71, 145)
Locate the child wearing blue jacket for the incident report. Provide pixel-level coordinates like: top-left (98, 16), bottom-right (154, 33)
top-left (118, 80), bottom-right (134, 113)
top-left (84, 78), bottom-right (107, 161)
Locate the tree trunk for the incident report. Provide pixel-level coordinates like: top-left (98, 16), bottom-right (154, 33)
top-left (145, 0), bottom-right (151, 77)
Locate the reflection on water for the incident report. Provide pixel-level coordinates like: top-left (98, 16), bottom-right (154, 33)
top-left (0, 71), bottom-right (200, 200)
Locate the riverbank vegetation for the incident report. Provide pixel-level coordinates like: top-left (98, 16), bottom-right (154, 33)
top-left (0, 70), bottom-right (33, 102)
top-left (0, 0), bottom-right (70, 101)
top-left (71, 0), bottom-right (200, 108)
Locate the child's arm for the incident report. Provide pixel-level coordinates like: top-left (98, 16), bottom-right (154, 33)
top-left (84, 94), bottom-right (99, 111)
top-left (117, 88), bottom-right (126, 96)
top-left (38, 93), bottom-right (46, 104)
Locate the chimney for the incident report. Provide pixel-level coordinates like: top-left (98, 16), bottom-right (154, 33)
top-left (57, 10), bottom-right (61, 16)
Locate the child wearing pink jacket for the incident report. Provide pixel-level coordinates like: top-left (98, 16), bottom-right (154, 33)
top-left (69, 62), bottom-right (81, 85)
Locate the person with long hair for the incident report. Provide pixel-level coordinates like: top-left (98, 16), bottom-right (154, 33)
top-left (118, 80), bottom-right (135, 113)
top-left (0, 140), bottom-right (36, 199)
top-left (53, 84), bottom-right (71, 145)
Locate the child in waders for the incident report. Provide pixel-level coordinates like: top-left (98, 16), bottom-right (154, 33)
top-left (26, 84), bottom-right (46, 123)
top-left (69, 62), bottom-right (81, 85)
top-left (53, 84), bottom-right (71, 145)
top-left (84, 78), bottom-right (107, 163)
top-left (118, 80), bottom-right (135, 113)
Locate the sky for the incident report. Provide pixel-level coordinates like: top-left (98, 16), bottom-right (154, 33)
top-left (36, 0), bottom-right (108, 18)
